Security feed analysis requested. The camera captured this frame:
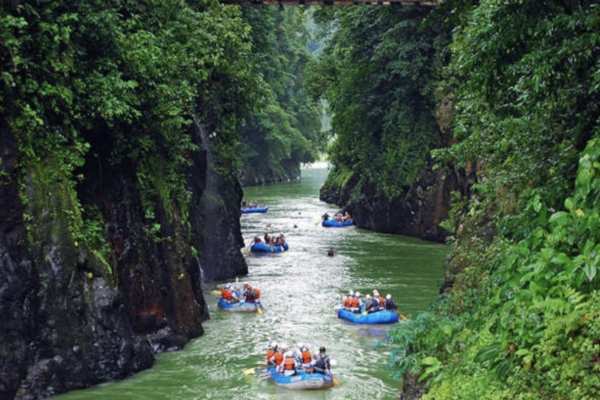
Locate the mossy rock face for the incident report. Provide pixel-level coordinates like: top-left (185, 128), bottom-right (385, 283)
top-left (320, 160), bottom-right (466, 242)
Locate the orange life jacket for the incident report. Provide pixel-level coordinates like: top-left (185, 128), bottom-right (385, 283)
top-left (221, 288), bottom-right (233, 301)
top-left (267, 349), bottom-right (275, 363)
top-left (254, 289), bottom-right (260, 299)
top-left (284, 357), bottom-right (296, 371)
top-left (301, 351), bottom-right (312, 364)
top-left (274, 352), bottom-right (284, 366)
top-left (337, 216), bottom-right (342, 222)
top-left (351, 297), bottom-right (360, 308)
top-left (378, 297), bottom-right (384, 307)
top-left (344, 297), bottom-right (352, 307)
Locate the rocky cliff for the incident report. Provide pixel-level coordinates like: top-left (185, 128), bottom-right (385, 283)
top-left (320, 105), bottom-right (475, 243)
top-left (239, 162), bottom-right (300, 187)
top-left (0, 120), bottom-right (247, 400)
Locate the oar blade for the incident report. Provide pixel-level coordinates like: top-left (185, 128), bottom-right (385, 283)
top-left (211, 290), bottom-right (221, 295)
top-left (333, 378), bottom-right (340, 387)
top-left (244, 367), bottom-right (256, 375)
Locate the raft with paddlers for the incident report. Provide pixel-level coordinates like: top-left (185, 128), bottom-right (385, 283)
top-left (266, 367), bottom-right (334, 390)
top-left (322, 219), bottom-right (353, 228)
top-left (250, 242), bottom-right (289, 253)
top-left (337, 307), bottom-right (399, 324)
top-left (241, 206), bottom-right (269, 214)
top-left (218, 298), bottom-right (262, 313)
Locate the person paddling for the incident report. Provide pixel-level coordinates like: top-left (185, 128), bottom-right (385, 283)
top-left (313, 347), bottom-right (331, 375)
top-left (300, 346), bottom-right (313, 369)
top-left (385, 294), bottom-right (398, 310)
top-left (344, 291), bottom-right (353, 310)
top-left (267, 342), bottom-right (278, 366)
top-left (327, 247), bottom-right (334, 257)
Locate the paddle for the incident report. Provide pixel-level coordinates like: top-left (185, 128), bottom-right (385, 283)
top-left (244, 366), bottom-right (267, 376)
top-left (211, 290), bottom-right (221, 295)
top-left (396, 311), bottom-right (409, 321)
top-left (333, 377), bottom-right (340, 387)
top-left (257, 371), bottom-right (272, 380)
top-left (256, 301), bottom-right (263, 315)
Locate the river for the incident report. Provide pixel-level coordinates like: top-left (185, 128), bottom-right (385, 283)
top-left (52, 167), bottom-right (447, 400)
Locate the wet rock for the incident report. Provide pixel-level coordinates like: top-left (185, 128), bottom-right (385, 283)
top-left (1, 118), bottom-right (247, 399)
top-left (321, 157), bottom-right (473, 243)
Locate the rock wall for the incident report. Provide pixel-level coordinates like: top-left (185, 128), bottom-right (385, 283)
top-left (320, 98), bottom-right (476, 243)
top-left (320, 159), bottom-right (462, 242)
top-left (239, 161), bottom-right (300, 187)
top-left (0, 120), bottom-right (247, 400)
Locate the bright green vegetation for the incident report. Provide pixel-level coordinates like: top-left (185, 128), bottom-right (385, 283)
top-left (384, 1), bottom-right (600, 398)
top-left (307, 7), bottom-right (439, 200)
top-left (0, 0), bottom-right (320, 282)
top-left (238, 7), bottom-right (325, 184)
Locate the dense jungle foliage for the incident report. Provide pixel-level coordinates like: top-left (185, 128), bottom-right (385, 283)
top-left (383, 1), bottom-right (600, 398)
top-left (238, 7), bottom-right (325, 185)
top-left (306, 7), bottom-right (439, 201)
top-left (0, 0), bottom-right (267, 280)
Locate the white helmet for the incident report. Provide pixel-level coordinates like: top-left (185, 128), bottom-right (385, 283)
top-left (355, 292), bottom-right (361, 297)
top-left (366, 294), bottom-right (372, 299)
top-left (284, 351), bottom-right (293, 358)
top-left (373, 289), bottom-right (379, 296)
top-left (386, 294), bottom-right (392, 300)
top-left (348, 290), bottom-right (354, 296)
top-left (280, 343), bottom-right (288, 351)
top-left (296, 342), bottom-right (304, 350)
top-left (270, 341), bottom-right (278, 349)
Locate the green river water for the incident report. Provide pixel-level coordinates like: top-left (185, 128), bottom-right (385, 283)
top-left (52, 167), bottom-right (447, 400)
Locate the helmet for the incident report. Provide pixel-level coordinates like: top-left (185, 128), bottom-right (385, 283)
top-left (348, 290), bottom-right (354, 296)
top-left (386, 294), bottom-right (392, 300)
top-left (284, 351), bottom-right (293, 358)
top-left (296, 342), bottom-right (304, 350)
top-left (355, 292), bottom-right (361, 297)
top-left (366, 294), bottom-right (371, 299)
top-left (270, 341), bottom-right (278, 349)
top-left (302, 346), bottom-right (308, 352)
top-left (373, 289), bottom-right (379, 295)
top-left (319, 347), bottom-right (326, 354)
top-left (280, 343), bottom-right (288, 351)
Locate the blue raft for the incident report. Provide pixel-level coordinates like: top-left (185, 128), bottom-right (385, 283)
top-left (250, 242), bottom-right (289, 253)
top-left (241, 206), bottom-right (269, 214)
top-left (217, 298), bottom-right (261, 313)
top-left (267, 367), bottom-right (333, 390)
top-left (337, 307), bottom-right (399, 325)
top-left (322, 219), bottom-right (353, 228)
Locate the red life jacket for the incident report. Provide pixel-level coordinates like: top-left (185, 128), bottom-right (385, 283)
top-left (274, 352), bottom-right (284, 366)
top-left (344, 297), bottom-right (352, 307)
top-left (284, 357), bottom-right (295, 371)
top-left (378, 297), bottom-right (384, 307)
top-left (351, 297), bottom-right (360, 308)
top-left (301, 351), bottom-right (312, 364)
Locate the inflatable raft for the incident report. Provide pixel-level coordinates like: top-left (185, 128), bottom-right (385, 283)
top-left (322, 219), bottom-right (353, 228)
top-left (218, 299), bottom-right (261, 313)
top-left (267, 367), bottom-right (334, 390)
top-left (241, 206), bottom-right (269, 214)
top-left (250, 242), bottom-right (289, 253)
top-left (337, 308), bottom-right (399, 324)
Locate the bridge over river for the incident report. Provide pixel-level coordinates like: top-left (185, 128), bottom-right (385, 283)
top-left (220, 0), bottom-right (436, 6)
